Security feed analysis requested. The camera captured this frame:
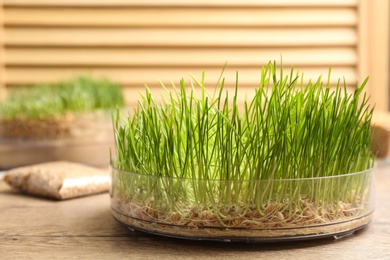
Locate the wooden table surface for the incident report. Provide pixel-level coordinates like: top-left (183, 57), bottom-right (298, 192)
top-left (1, 165), bottom-right (390, 260)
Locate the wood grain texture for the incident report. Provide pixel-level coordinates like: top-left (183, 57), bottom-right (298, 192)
top-left (4, 7), bottom-right (357, 27)
top-left (4, 27), bottom-right (357, 47)
top-left (1, 164), bottom-right (390, 259)
top-left (3, 0), bottom-right (358, 7)
top-left (5, 47), bottom-right (357, 67)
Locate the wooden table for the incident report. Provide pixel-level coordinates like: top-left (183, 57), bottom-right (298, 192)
top-left (1, 165), bottom-right (390, 260)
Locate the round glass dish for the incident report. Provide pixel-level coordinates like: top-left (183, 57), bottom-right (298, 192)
top-left (0, 110), bottom-right (114, 169)
top-left (110, 165), bottom-right (375, 242)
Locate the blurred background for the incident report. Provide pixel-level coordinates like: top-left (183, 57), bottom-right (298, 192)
top-left (0, 0), bottom-right (389, 110)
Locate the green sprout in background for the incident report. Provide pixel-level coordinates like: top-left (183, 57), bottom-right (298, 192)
top-left (0, 76), bottom-right (125, 120)
top-left (0, 76), bottom-right (125, 139)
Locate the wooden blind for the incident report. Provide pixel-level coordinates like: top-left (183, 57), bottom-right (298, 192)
top-left (2, 0), bottom-right (365, 107)
top-left (0, 0), bottom-right (5, 100)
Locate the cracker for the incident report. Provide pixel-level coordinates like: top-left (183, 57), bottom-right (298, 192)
top-left (4, 161), bottom-right (109, 199)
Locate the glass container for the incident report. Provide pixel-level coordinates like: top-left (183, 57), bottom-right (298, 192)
top-left (110, 165), bottom-right (375, 242)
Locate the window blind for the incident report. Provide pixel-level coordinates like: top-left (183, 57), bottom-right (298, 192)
top-left (2, 0), bottom-right (365, 107)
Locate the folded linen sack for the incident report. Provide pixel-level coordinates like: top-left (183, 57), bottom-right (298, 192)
top-left (4, 161), bottom-right (109, 199)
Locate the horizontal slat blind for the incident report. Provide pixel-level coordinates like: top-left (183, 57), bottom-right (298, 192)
top-left (5, 28), bottom-right (357, 47)
top-left (5, 8), bottom-right (357, 27)
top-left (0, 1), bottom-right (5, 100)
top-left (5, 47), bottom-right (357, 66)
top-left (3, 0), bottom-right (361, 106)
top-left (3, 0), bottom-right (359, 7)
